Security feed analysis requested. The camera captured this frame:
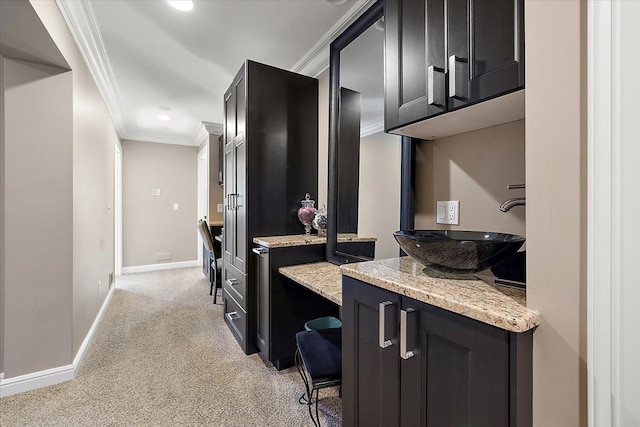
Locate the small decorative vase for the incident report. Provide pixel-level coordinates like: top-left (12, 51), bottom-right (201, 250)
top-left (297, 193), bottom-right (317, 235)
top-left (312, 204), bottom-right (328, 237)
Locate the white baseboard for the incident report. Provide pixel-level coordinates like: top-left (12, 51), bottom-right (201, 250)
top-left (121, 260), bottom-right (198, 274)
top-left (73, 284), bottom-right (115, 372)
top-left (0, 285), bottom-right (116, 398)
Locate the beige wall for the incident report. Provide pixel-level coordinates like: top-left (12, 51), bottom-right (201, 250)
top-left (29, 0), bottom-right (118, 361)
top-left (415, 120), bottom-right (526, 238)
top-left (3, 58), bottom-right (74, 377)
top-left (526, 1), bottom-right (587, 425)
top-left (207, 133), bottom-right (224, 223)
top-left (122, 139), bottom-right (198, 268)
top-left (359, 131), bottom-right (401, 259)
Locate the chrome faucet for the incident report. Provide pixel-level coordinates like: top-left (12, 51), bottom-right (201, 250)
top-left (500, 184), bottom-right (525, 212)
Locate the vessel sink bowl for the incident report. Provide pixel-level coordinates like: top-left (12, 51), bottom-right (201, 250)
top-left (394, 230), bottom-right (525, 273)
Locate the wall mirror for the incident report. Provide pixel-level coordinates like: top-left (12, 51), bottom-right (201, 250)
top-left (327, 0), bottom-right (402, 264)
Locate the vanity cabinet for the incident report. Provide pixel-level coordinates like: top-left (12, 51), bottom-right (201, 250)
top-left (385, 0), bottom-right (525, 132)
top-left (222, 61), bottom-right (318, 354)
top-left (254, 244), bottom-right (339, 369)
top-left (342, 276), bottom-right (532, 426)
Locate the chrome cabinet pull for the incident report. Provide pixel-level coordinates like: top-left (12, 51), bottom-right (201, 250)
top-left (379, 301), bottom-right (395, 349)
top-left (252, 247), bottom-right (268, 255)
top-left (226, 278), bottom-right (240, 286)
top-left (448, 55), bottom-right (467, 99)
top-left (427, 65), bottom-right (445, 106)
top-left (400, 308), bottom-right (416, 359)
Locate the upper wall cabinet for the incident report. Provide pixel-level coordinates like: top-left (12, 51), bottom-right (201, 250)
top-left (385, 0), bottom-right (525, 140)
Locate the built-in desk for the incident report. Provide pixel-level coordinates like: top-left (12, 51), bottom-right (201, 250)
top-left (278, 262), bottom-right (342, 306)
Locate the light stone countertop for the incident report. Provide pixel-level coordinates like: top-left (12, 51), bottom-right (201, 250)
top-left (278, 262), bottom-right (343, 306)
top-left (341, 257), bottom-right (540, 333)
top-left (254, 233), bottom-right (377, 248)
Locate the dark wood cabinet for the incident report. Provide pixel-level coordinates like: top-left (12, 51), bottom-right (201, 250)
top-left (254, 244), bottom-right (339, 369)
top-left (343, 276), bottom-right (532, 426)
top-left (222, 61), bottom-right (318, 354)
top-left (385, 0), bottom-right (524, 131)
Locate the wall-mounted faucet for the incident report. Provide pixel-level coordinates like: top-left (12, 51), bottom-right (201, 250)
top-left (500, 184), bottom-right (525, 212)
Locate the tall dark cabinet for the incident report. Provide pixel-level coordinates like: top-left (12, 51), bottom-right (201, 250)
top-left (222, 61), bottom-right (318, 354)
top-left (343, 276), bottom-right (533, 426)
top-left (385, 0), bottom-right (525, 131)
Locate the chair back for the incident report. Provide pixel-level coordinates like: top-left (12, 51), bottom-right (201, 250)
top-left (198, 219), bottom-right (215, 253)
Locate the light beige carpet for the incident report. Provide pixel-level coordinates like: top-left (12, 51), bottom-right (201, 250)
top-left (0, 267), bottom-right (341, 426)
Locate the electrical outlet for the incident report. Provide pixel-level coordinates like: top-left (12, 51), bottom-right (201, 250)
top-left (217, 203), bottom-right (223, 213)
top-left (436, 201), bottom-right (460, 225)
top-left (151, 188), bottom-right (161, 197)
top-left (173, 203), bottom-right (179, 211)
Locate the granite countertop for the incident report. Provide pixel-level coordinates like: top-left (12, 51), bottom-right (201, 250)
top-left (341, 257), bottom-right (540, 333)
top-left (278, 262), bottom-right (342, 306)
top-left (254, 233), bottom-right (377, 249)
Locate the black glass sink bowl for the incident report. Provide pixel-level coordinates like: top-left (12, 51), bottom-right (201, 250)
top-left (394, 230), bottom-right (526, 273)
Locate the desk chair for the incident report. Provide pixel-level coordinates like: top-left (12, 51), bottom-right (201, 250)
top-left (198, 219), bottom-right (222, 304)
top-left (295, 328), bottom-right (342, 427)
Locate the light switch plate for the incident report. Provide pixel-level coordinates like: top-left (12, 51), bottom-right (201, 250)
top-left (436, 201), bottom-right (460, 225)
top-left (152, 188), bottom-right (161, 197)
top-left (217, 203), bottom-right (223, 212)
top-left (173, 203), bottom-right (179, 211)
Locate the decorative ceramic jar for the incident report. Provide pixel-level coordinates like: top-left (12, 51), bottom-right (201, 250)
top-left (312, 204), bottom-right (328, 236)
top-left (297, 193), bottom-right (317, 235)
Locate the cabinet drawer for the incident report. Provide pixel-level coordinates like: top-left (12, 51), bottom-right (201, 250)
top-left (223, 263), bottom-right (246, 308)
top-left (224, 289), bottom-right (247, 346)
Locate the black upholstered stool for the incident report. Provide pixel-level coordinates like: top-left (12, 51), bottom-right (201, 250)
top-left (295, 328), bottom-right (342, 427)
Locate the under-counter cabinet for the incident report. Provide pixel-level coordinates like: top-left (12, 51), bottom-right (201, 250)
top-left (385, 0), bottom-right (525, 132)
top-left (342, 276), bottom-right (532, 426)
top-left (222, 61), bottom-right (318, 354)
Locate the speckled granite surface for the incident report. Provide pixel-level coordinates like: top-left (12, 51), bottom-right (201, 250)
top-left (254, 233), bottom-right (377, 248)
top-left (341, 257), bottom-right (540, 333)
top-left (278, 262), bottom-right (342, 306)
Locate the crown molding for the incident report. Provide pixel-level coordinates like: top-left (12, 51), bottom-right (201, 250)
top-left (202, 121), bottom-right (223, 135)
top-left (122, 130), bottom-right (200, 147)
top-left (56, 0), bottom-right (127, 136)
top-left (361, 118), bottom-right (384, 138)
top-left (291, 0), bottom-right (376, 77)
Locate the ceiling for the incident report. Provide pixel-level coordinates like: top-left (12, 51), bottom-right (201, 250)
top-left (56, 0), bottom-right (377, 146)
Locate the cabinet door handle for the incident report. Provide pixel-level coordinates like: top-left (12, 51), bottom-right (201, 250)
top-left (427, 65), bottom-right (445, 106)
top-left (226, 278), bottom-right (240, 286)
top-left (252, 247), bottom-right (268, 255)
top-left (226, 194), bottom-right (234, 210)
top-left (379, 301), bottom-right (395, 349)
top-left (235, 194), bottom-right (243, 209)
top-left (400, 308), bottom-right (416, 359)
top-left (448, 55), bottom-right (467, 99)
top-left (226, 311), bottom-right (239, 321)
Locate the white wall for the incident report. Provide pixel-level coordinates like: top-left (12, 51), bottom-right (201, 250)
top-left (589, 1), bottom-right (640, 425)
top-left (122, 139), bottom-right (198, 269)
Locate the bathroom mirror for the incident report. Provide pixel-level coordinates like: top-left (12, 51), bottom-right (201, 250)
top-left (327, 0), bottom-right (395, 264)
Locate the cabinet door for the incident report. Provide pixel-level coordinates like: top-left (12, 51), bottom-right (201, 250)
top-left (446, 0), bottom-right (470, 111)
top-left (222, 86), bottom-right (235, 264)
top-left (385, 0), bottom-right (446, 131)
top-left (343, 277), bottom-right (401, 427)
top-left (469, 0), bottom-right (524, 102)
top-left (400, 298), bottom-right (509, 426)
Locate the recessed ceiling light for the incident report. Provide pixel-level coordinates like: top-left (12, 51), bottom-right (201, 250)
top-left (167, 0), bottom-right (193, 12)
top-left (158, 114), bottom-right (171, 121)
top-left (325, 0), bottom-right (347, 5)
